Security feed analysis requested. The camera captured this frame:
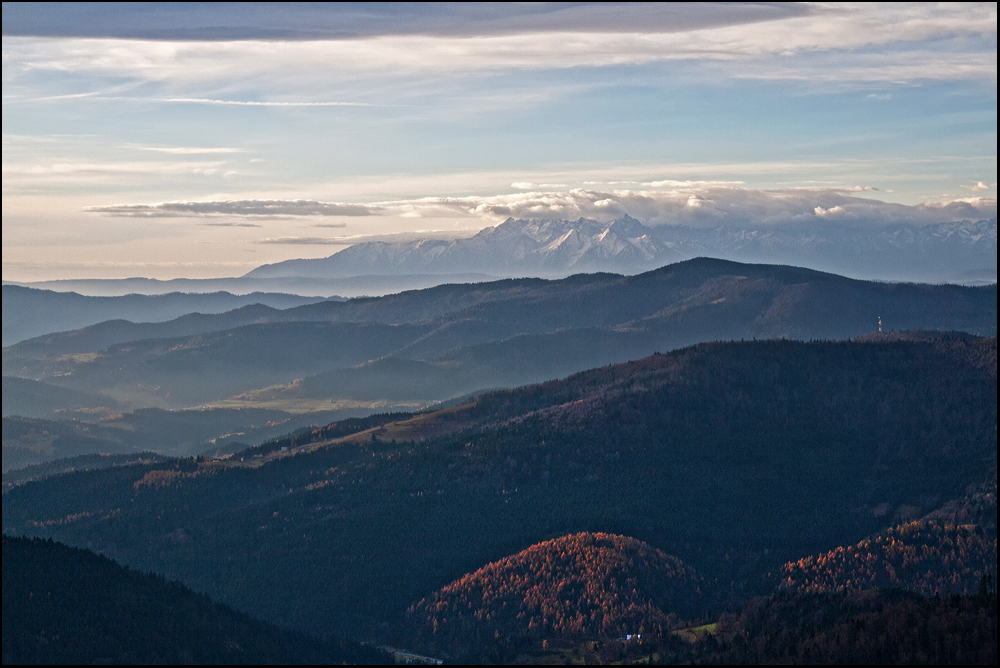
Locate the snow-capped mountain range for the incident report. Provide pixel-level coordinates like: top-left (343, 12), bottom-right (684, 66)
top-left (246, 215), bottom-right (997, 283)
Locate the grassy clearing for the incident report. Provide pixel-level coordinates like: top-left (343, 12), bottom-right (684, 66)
top-left (672, 622), bottom-right (718, 643)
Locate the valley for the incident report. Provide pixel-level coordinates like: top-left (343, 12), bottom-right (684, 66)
top-left (4, 336), bottom-right (995, 656)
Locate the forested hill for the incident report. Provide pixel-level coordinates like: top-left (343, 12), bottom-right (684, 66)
top-left (2, 338), bottom-right (995, 644)
top-left (407, 532), bottom-right (701, 659)
top-left (780, 520), bottom-right (996, 597)
top-left (1, 535), bottom-right (389, 664)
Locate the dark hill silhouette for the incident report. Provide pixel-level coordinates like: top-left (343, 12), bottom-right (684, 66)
top-left (5, 321), bottom-right (432, 408)
top-left (1, 535), bottom-right (388, 664)
top-left (703, 589), bottom-right (997, 665)
top-left (3, 452), bottom-right (171, 490)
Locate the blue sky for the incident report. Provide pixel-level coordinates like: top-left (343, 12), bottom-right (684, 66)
top-left (2, 3), bottom-right (996, 280)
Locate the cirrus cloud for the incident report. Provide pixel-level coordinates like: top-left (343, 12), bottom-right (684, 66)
top-left (3, 4), bottom-right (994, 89)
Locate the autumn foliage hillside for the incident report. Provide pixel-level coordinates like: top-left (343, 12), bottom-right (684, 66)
top-left (779, 520), bottom-right (997, 597)
top-left (407, 532), bottom-right (701, 656)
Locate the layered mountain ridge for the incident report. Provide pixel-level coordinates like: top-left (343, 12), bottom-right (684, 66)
top-left (5, 259), bottom-right (995, 411)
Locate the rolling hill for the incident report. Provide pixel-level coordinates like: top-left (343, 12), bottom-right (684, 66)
top-left (407, 532), bottom-right (701, 658)
top-left (1, 285), bottom-right (328, 347)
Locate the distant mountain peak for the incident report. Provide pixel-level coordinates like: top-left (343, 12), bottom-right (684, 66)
top-left (246, 215), bottom-right (673, 279)
top-left (243, 216), bottom-right (997, 283)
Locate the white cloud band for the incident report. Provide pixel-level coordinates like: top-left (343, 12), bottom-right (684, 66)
top-left (85, 199), bottom-right (383, 218)
top-left (86, 188), bottom-right (998, 228)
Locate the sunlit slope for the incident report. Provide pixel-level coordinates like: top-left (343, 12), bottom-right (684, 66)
top-left (778, 465), bottom-right (997, 597)
top-left (2, 338), bottom-right (995, 643)
top-left (780, 521), bottom-right (997, 597)
top-left (407, 532), bottom-right (701, 654)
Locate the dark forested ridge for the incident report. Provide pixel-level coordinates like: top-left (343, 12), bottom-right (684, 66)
top-left (1, 535), bottom-right (389, 664)
top-left (2, 337), bottom-right (994, 651)
top-left (3, 452), bottom-right (171, 491)
top-left (695, 588), bottom-right (997, 665)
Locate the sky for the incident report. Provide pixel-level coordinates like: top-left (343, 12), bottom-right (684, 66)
top-left (2, 2), bottom-right (996, 281)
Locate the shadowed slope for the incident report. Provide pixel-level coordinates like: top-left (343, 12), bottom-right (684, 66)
top-left (1, 535), bottom-right (388, 664)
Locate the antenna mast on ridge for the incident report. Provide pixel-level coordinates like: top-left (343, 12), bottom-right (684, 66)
top-left (878, 316), bottom-right (882, 333)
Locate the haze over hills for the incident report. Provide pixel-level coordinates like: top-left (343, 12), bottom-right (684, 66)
top-left (1, 286), bottom-right (333, 347)
top-left (4, 259), bottom-right (994, 412)
top-left (4, 337), bottom-right (994, 645)
top-left (8, 273), bottom-right (500, 301)
top-left (1, 404), bottom-right (385, 473)
top-left (2, 376), bottom-right (120, 421)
